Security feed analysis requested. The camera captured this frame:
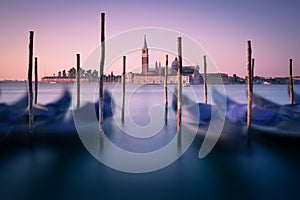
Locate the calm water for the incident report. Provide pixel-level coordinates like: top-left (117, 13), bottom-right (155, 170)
top-left (0, 82), bottom-right (300, 200)
top-left (1, 82), bottom-right (299, 105)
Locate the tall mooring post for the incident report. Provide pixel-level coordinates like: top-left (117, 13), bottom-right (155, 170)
top-left (177, 37), bottom-right (182, 134)
top-left (164, 54), bottom-right (168, 123)
top-left (247, 40), bottom-right (253, 145)
top-left (289, 59), bottom-right (294, 105)
top-left (27, 31), bottom-right (34, 134)
top-left (76, 53), bottom-right (80, 109)
top-left (251, 58), bottom-right (255, 94)
top-left (34, 57), bottom-right (38, 105)
top-left (122, 55), bottom-right (126, 122)
top-left (99, 12), bottom-right (105, 135)
top-left (203, 55), bottom-right (207, 104)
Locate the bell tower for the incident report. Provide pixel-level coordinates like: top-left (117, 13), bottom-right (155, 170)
top-left (142, 35), bottom-right (149, 75)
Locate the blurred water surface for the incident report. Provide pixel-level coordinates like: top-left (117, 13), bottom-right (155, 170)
top-left (0, 82), bottom-right (300, 200)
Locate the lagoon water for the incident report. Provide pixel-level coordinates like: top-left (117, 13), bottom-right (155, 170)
top-left (0, 82), bottom-right (300, 200)
top-left (1, 82), bottom-right (299, 105)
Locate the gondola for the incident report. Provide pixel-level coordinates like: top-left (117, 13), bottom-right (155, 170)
top-left (250, 92), bottom-right (300, 140)
top-left (171, 90), bottom-right (244, 150)
top-left (171, 88), bottom-right (300, 143)
top-left (0, 89), bottom-right (71, 134)
top-left (212, 89), bottom-right (300, 141)
top-left (0, 93), bottom-right (28, 121)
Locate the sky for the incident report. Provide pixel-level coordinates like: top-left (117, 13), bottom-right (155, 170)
top-left (0, 0), bottom-right (300, 80)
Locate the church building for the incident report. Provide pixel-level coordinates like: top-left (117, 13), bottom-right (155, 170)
top-left (127, 35), bottom-right (201, 85)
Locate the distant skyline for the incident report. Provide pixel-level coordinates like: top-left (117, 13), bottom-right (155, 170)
top-left (1, 0), bottom-right (300, 80)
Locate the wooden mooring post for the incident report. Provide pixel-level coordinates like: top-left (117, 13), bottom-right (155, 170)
top-left (289, 59), bottom-right (294, 105)
top-left (76, 53), bottom-right (80, 109)
top-left (247, 40), bottom-right (253, 145)
top-left (251, 58), bottom-right (255, 94)
top-left (28, 31), bottom-right (34, 133)
top-left (203, 55), bottom-right (207, 104)
top-left (34, 57), bottom-right (38, 104)
top-left (164, 54), bottom-right (168, 123)
top-left (99, 12), bottom-right (105, 135)
top-left (122, 55), bottom-right (126, 122)
top-left (177, 37), bottom-right (182, 134)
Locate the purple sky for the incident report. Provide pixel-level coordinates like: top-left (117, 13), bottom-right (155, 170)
top-left (1, 0), bottom-right (300, 80)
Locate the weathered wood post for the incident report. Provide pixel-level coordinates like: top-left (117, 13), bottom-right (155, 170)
top-left (251, 58), bottom-right (255, 93)
top-left (203, 55), bottom-right (207, 104)
top-left (164, 54), bottom-right (168, 123)
top-left (122, 56), bottom-right (126, 123)
top-left (28, 31), bottom-right (34, 133)
top-left (177, 37), bottom-right (182, 134)
top-left (289, 58), bottom-right (294, 105)
top-left (247, 40), bottom-right (253, 144)
top-left (34, 57), bottom-right (38, 104)
top-left (76, 53), bottom-right (80, 109)
top-left (99, 12), bottom-right (105, 134)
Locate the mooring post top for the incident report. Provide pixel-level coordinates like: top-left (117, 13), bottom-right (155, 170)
top-left (177, 37), bottom-right (182, 45)
top-left (100, 12), bottom-right (105, 22)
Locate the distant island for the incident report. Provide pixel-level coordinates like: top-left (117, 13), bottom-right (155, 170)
top-left (40, 70), bottom-right (121, 84)
top-left (39, 67), bottom-right (300, 85)
top-left (40, 36), bottom-right (300, 85)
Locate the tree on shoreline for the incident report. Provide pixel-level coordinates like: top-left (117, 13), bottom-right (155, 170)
top-left (62, 70), bottom-right (66, 78)
top-left (68, 67), bottom-right (76, 78)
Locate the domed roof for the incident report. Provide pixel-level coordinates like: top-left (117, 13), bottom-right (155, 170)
top-left (171, 57), bottom-right (178, 69)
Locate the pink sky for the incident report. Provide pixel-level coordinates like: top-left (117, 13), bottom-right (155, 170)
top-left (1, 0), bottom-right (300, 80)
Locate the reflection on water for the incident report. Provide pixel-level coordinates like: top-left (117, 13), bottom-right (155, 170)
top-left (0, 83), bottom-right (300, 199)
top-left (1, 82), bottom-right (299, 105)
top-left (1, 136), bottom-right (299, 199)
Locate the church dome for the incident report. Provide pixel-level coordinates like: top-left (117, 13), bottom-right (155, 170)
top-left (171, 57), bottom-right (178, 69)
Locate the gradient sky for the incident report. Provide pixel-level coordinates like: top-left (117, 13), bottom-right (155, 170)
top-left (1, 0), bottom-right (300, 80)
